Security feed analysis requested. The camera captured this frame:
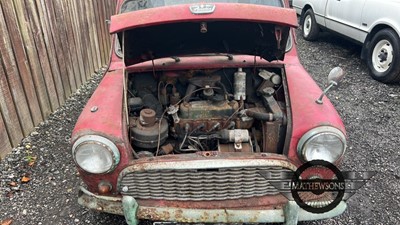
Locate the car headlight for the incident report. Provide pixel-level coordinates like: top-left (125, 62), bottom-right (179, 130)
top-left (72, 135), bottom-right (120, 174)
top-left (297, 126), bottom-right (346, 163)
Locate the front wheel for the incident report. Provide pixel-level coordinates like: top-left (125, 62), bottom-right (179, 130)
top-left (367, 29), bottom-right (400, 83)
top-left (300, 9), bottom-right (319, 41)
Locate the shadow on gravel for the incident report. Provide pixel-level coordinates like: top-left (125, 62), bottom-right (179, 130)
top-left (316, 32), bottom-right (362, 54)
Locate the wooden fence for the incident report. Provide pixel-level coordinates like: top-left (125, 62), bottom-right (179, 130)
top-left (0, 0), bottom-right (117, 159)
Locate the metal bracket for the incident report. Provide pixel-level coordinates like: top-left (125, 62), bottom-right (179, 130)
top-left (123, 196), bottom-right (139, 225)
top-left (284, 201), bottom-right (300, 225)
top-left (275, 26), bottom-right (283, 49)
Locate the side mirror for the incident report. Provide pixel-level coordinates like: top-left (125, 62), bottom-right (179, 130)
top-left (316, 67), bottom-right (344, 104)
top-left (328, 67), bottom-right (345, 86)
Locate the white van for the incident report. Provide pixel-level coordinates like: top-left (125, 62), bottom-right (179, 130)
top-left (293, 0), bottom-right (400, 83)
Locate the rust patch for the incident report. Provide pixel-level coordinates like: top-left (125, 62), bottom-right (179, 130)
top-left (249, 211), bottom-right (261, 223)
top-left (197, 151), bottom-right (218, 157)
top-left (174, 209), bottom-right (184, 220)
top-left (213, 212), bottom-right (221, 221)
top-left (263, 121), bottom-right (282, 153)
top-left (137, 207), bottom-right (157, 220)
top-left (137, 194), bottom-right (288, 209)
top-left (200, 211), bottom-right (210, 221)
top-left (219, 143), bottom-right (252, 152)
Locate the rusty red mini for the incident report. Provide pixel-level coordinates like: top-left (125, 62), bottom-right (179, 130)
top-left (71, 0), bottom-right (347, 224)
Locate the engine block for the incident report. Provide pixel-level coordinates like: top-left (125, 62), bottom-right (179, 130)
top-left (179, 100), bottom-right (239, 119)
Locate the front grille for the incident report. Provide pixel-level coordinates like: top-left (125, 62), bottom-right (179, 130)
top-left (119, 166), bottom-right (292, 201)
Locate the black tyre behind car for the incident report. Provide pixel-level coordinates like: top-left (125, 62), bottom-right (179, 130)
top-left (366, 28), bottom-right (400, 83)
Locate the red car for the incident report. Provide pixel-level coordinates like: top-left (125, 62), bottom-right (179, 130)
top-left (71, 0), bottom-right (347, 224)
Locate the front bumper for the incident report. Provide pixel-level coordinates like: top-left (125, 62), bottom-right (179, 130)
top-left (78, 186), bottom-right (347, 225)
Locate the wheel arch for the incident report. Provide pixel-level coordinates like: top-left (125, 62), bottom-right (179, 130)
top-left (299, 4), bottom-right (313, 26)
top-left (300, 4), bottom-right (313, 17)
top-left (361, 24), bottom-right (400, 60)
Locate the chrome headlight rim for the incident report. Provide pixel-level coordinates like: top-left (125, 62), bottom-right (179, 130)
top-left (72, 135), bottom-right (120, 174)
top-left (297, 126), bottom-right (346, 163)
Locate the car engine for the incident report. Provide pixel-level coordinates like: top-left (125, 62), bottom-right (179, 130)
top-left (127, 67), bottom-right (288, 157)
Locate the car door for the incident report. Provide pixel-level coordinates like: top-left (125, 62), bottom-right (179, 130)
top-left (312, 0), bottom-right (329, 26)
top-left (325, 0), bottom-right (367, 43)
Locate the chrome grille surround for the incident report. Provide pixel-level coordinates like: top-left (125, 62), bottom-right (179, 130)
top-left (118, 157), bottom-right (296, 201)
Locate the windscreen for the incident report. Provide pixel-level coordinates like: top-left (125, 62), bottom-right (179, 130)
top-left (120, 0), bottom-right (284, 13)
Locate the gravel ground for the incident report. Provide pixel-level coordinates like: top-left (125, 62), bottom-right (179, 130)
top-left (0, 30), bottom-right (399, 225)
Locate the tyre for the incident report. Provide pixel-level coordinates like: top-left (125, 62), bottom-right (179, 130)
top-left (300, 9), bottom-right (319, 41)
top-left (367, 29), bottom-right (400, 83)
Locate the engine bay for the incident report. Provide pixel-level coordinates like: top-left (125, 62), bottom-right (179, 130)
top-left (127, 67), bottom-right (288, 157)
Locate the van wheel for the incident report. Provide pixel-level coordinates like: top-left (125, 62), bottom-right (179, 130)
top-left (367, 29), bottom-right (400, 83)
top-left (300, 9), bottom-right (319, 41)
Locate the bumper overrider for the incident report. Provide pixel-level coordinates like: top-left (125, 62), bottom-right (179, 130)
top-left (78, 155), bottom-right (347, 225)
